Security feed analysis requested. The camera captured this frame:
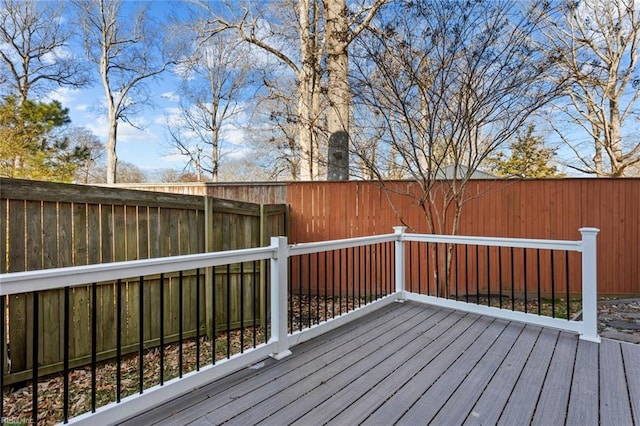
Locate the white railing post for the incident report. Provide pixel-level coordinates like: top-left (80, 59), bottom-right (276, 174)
top-left (269, 236), bottom-right (292, 359)
top-left (393, 226), bottom-right (407, 301)
top-left (579, 227), bottom-right (601, 343)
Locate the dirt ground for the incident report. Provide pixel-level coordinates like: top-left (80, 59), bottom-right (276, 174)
top-left (598, 298), bottom-right (640, 344)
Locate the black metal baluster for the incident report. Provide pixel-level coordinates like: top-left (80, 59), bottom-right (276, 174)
top-left (139, 276), bottom-right (144, 392)
top-left (435, 243), bottom-right (440, 298)
top-left (475, 245), bottom-right (480, 304)
top-left (465, 245), bottom-right (469, 303)
top-left (32, 291), bottom-right (39, 425)
top-left (316, 252), bottom-right (320, 325)
top-left (454, 245), bottom-right (459, 301)
top-left (289, 257), bottom-right (293, 334)
top-left (91, 283), bottom-right (97, 412)
top-left (298, 256), bottom-right (303, 331)
top-left (523, 250), bottom-right (528, 314)
top-left (196, 269), bottom-right (201, 370)
top-left (368, 245), bottom-right (373, 302)
top-left (536, 250), bottom-right (541, 316)
top-left (357, 246), bottom-right (362, 308)
top-left (63, 286), bottom-right (70, 423)
top-left (240, 263), bottom-right (245, 353)
top-left (351, 247), bottom-right (355, 311)
top-left (160, 273), bottom-right (165, 385)
top-left (179, 271), bottom-right (184, 376)
top-left (226, 264), bottom-right (231, 359)
top-left (212, 268), bottom-right (217, 364)
top-left (413, 242), bottom-right (418, 294)
top-left (445, 244), bottom-right (450, 300)
top-left (566, 251), bottom-right (571, 320)
top-left (338, 249), bottom-right (343, 315)
top-left (550, 252), bottom-right (556, 318)
top-left (307, 254), bottom-right (312, 327)
top-left (252, 261), bottom-right (257, 348)
top-left (510, 248), bottom-right (515, 311)
top-left (324, 251), bottom-right (328, 321)
top-left (387, 242), bottom-right (391, 294)
top-left (346, 248), bottom-right (350, 311)
top-left (117, 279), bottom-right (122, 402)
top-left (487, 246), bottom-right (491, 307)
top-left (264, 260), bottom-right (269, 343)
top-left (498, 248), bottom-right (503, 309)
top-left (427, 243), bottom-right (431, 296)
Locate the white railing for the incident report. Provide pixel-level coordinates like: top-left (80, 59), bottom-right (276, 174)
top-left (0, 227), bottom-right (600, 424)
top-left (396, 227), bottom-right (600, 344)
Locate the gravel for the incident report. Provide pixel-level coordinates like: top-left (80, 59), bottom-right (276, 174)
top-left (598, 298), bottom-right (640, 344)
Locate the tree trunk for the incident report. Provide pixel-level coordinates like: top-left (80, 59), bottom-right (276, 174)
top-left (297, 0), bottom-right (321, 181)
top-left (106, 116), bottom-right (118, 184)
top-left (325, 0), bottom-right (350, 181)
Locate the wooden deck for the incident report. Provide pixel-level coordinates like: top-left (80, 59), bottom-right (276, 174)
top-left (122, 301), bottom-right (640, 426)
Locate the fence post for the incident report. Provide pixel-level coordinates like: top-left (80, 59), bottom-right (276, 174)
top-left (204, 196), bottom-right (215, 339)
top-left (394, 226), bottom-right (407, 301)
top-left (579, 227), bottom-right (601, 343)
top-left (269, 236), bottom-right (292, 359)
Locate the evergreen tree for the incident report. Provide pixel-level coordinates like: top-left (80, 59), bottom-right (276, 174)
top-left (489, 124), bottom-right (561, 178)
top-left (0, 96), bottom-right (90, 181)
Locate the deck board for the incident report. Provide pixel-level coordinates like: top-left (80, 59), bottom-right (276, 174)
top-left (496, 328), bottom-right (559, 425)
top-left (397, 320), bottom-right (513, 425)
top-left (532, 331), bottom-right (578, 425)
top-left (325, 311), bottom-right (482, 426)
top-left (462, 325), bottom-right (541, 426)
top-left (153, 302), bottom-right (420, 425)
top-left (207, 304), bottom-right (437, 424)
top-left (429, 321), bottom-right (525, 426)
top-left (361, 315), bottom-right (494, 425)
top-left (119, 301), bottom-right (640, 426)
top-left (600, 338), bottom-right (634, 426)
top-left (277, 308), bottom-right (457, 425)
top-left (566, 339), bottom-right (599, 426)
top-left (621, 342), bottom-right (640, 424)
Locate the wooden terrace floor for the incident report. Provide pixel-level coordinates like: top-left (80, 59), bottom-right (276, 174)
top-left (123, 301), bottom-right (640, 426)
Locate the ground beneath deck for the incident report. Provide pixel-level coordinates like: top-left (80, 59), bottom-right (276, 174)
top-left (123, 301), bottom-right (640, 426)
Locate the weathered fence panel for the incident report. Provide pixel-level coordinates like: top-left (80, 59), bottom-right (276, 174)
top-left (0, 178), bottom-right (287, 385)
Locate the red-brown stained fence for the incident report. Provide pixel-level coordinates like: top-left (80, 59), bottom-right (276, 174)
top-left (285, 179), bottom-right (640, 297)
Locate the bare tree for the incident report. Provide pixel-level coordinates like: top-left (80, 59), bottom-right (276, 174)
top-left (0, 0), bottom-right (88, 103)
top-left (74, 0), bottom-right (178, 184)
top-left (207, 0), bottom-right (386, 181)
top-left (542, 0), bottom-right (640, 176)
top-left (324, 0), bottom-right (387, 180)
top-left (68, 127), bottom-right (104, 183)
top-left (204, 0), bottom-right (324, 180)
top-left (352, 0), bottom-right (563, 295)
top-left (166, 30), bottom-right (254, 182)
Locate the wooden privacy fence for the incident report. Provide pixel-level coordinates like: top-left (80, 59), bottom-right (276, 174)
top-left (130, 179), bottom-right (639, 296)
top-left (0, 178), bottom-right (287, 385)
top-left (283, 179), bottom-right (639, 296)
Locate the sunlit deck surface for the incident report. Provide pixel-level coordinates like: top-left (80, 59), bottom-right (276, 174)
top-left (122, 301), bottom-right (640, 426)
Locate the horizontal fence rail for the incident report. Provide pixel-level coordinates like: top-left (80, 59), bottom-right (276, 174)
top-left (1, 227), bottom-right (599, 424)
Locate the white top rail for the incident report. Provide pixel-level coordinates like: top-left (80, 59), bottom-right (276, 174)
top-left (0, 246), bottom-right (276, 296)
top-left (288, 233), bottom-right (397, 256)
top-left (403, 233), bottom-right (583, 252)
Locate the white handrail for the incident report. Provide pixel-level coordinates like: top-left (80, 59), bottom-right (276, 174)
top-left (0, 246), bottom-right (276, 296)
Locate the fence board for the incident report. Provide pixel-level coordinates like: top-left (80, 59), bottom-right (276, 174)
top-left (285, 180), bottom-right (640, 296)
top-left (1, 178), bottom-right (287, 386)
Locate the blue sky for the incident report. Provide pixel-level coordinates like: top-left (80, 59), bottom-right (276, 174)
top-left (44, 1), bottom-right (223, 174)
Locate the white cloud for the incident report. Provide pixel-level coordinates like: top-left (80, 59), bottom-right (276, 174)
top-left (160, 91), bottom-right (180, 102)
top-left (43, 87), bottom-right (80, 106)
